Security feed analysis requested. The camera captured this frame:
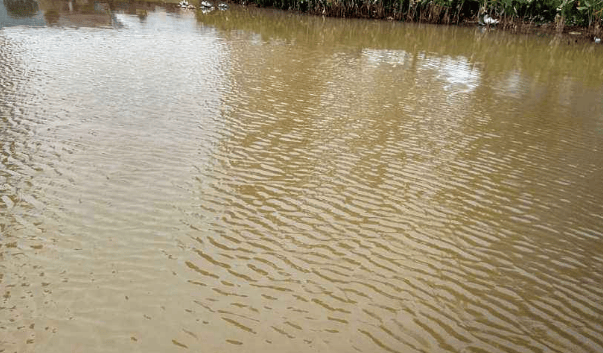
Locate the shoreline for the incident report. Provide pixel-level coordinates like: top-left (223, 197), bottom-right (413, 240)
top-left (210, 0), bottom-right (602, 44)
top-left (6, 0), bottom-right (599, 44)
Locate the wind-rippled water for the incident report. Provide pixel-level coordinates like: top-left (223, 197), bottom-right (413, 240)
top-left (1, 2), bottom-right (603, 352)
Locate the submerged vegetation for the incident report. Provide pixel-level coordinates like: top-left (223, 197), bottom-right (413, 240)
top-left (228, 0), bottom-right (603, 35)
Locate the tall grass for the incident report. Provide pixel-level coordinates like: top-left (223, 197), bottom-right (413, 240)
top-left (230, 0), bottom-right (603, 33)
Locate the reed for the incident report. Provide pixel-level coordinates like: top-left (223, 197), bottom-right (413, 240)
top-left (229, 0), bottom-right (603, 35)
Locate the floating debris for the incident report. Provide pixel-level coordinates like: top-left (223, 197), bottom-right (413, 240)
top-left (179, 0), bottom-right (195, 8)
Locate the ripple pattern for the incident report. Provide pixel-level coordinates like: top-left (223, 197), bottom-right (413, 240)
top-left (1, 6), bottom-right (603, 353)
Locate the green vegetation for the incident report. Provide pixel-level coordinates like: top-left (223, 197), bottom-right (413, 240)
top-left (228, 0), bottom-right (603, 33)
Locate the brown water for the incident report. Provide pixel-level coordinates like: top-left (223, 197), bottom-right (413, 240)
top-left (2, 2), bottom-right (603, 352)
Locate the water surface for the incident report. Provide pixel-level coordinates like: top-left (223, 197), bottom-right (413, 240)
top-left (1, 2), bottom-right (603, 353)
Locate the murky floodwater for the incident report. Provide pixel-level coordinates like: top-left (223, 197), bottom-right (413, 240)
top-left (2, 1), bottom-right (603, 352)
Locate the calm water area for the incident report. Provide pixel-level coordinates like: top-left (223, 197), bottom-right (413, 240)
top-left (1, 1), bottom-right (603, 352)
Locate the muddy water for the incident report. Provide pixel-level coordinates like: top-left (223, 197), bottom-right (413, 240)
top-left (2, 2), bottom-right (603, 352)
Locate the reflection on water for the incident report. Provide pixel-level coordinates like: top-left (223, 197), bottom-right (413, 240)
top-left (1, 5), bottom-right (603, 353)
top-left (3, 0), bottom-right (39, 17)
top-left (1, 0), bottom-right (45, 26)
top-left (1, 0), bottom-right (172, 28)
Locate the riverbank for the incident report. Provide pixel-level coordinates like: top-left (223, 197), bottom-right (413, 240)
top-left (218, 0), bottom-right (602, 42)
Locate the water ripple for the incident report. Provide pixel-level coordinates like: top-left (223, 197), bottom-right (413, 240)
top-left (2, 5), bottom-right (603, 353)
